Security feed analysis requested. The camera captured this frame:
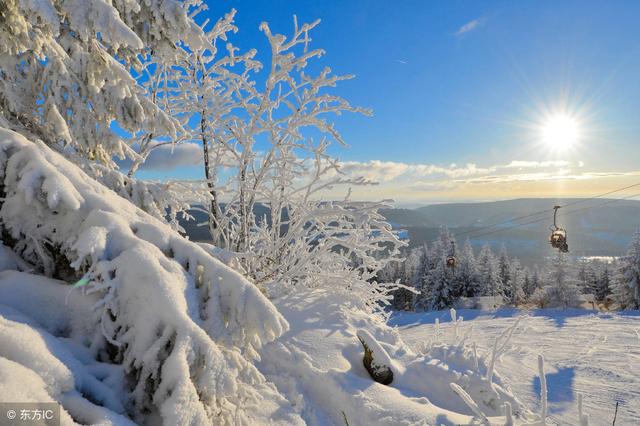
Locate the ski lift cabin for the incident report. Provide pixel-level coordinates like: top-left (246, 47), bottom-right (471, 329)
top-left (446, 241), bottom-right (456, 268)
top-left (549, 206), bottom-right (569, 253)
top-left (446, 256), bottom-right (456, 268)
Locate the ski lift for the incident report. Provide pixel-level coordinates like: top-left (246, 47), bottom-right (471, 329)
top-left (446, 241), bottom-right (456, 268)
top-left (549, 206), bottom-right (569, 253)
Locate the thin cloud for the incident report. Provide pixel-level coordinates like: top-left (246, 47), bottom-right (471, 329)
top-left (455, 18), bottom-right (485, 36)
top-left (118, 142), bottom-right (204, 172)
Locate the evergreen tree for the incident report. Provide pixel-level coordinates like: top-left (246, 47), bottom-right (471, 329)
top-left (455, 239), bottom-right (482, 297)
top-left (421, 251), bottom-right (460, 310)
top-left (577, 260), bottom-right (598, 295)
top-left (546, 252), bottom-right (580, 308)
top-left (507, 259), bottom-right (526, 306)
top-left (614, 230), bottom-right (640, 309)
top-left (530, 266), bottom-right (543, 297)
top-left (595, 263), bottom-right (613, 302)
top-left (498, 245), bottom-right (512, 299)
top-left (477, 244), bottom-right (502, 297)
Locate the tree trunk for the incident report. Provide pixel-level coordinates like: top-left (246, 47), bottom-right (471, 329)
top-left (200, 111), bottom-right (222, 246)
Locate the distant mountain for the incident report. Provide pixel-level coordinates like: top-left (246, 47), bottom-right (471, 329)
top-left (380, 198), bottom-right (640, 266)
top-left (179, 198), bottom-right (640, 267)
top-left (379, 208), bottom-right (435, 228)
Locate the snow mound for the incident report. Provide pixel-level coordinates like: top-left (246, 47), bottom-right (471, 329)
top-left (258, 289), bottom-right (533, 425)
top-left (0, 127), bottom-right (299, 424)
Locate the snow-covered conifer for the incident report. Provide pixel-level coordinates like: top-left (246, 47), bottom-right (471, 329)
top-left (506, 259), bottom-right (526, 306)
top-left (477, 244), bottom-right (503, 297)
top-left (614, 230), bottom-right (640, 309)
top-left (498, 245), bottom-right (511, 299)
top-left (455, 240), bottom-right (481, 297)
top-left (0, 0), bottom-right (209, 165)
top-left (546, 252), bottom-right (580, 308)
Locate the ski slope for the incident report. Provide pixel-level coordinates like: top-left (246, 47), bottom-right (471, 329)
top-left (392, 309), bottom-right (640, 425)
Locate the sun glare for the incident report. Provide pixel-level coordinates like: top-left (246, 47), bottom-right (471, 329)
top-left (540, 113), bottom-right (580, 151)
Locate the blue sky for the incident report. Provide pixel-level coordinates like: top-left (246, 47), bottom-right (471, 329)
top-left (139, 0), bottom-right (640, 205)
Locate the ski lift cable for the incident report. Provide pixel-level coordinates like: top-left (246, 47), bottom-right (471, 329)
top-left (455, 181), bottom-right (640, 240)
top-left (463, 191), bottom-right (640, 241)
top-left (407, 181), bottom-right (640, 250)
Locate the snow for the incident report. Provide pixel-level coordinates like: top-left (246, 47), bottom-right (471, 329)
top-left (0, 273), bottom-right (133, 425)
top-left (0, 127), bottom-right (297, 424)
top-left (393, 308), bottom-right (640, 425)
top-left (258, 289), bottom-right (532, 425)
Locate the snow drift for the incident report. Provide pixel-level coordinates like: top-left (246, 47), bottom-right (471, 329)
top-left (0, 127), bottom-right (298, 424)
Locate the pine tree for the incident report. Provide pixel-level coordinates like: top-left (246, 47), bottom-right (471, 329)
top-left (423, 260), bottom-right (455, 310)
top-left (546, 252), bottom-right (580, 308)
top-left (477, 244), bottom-right (503, 297)
top-left (577, 260), bottom-right (598, 295)
top-left (527, 266), bottom-right (543, 298)
top-left (507, 259), bottom-right (526, 306)
top-left (595, 263), bottom-right (612, 302)
top-left (614, 230), bottom-right (640, 309)
top-left (498, 245), bottom-right (511, 300)
top-left (455, 240), bottom-right (481, 297)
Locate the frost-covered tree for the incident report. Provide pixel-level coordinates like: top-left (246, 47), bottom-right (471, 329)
top-left (577, 260), bottom-right (598, 295)
top-left (455, 240), bottom-right (481, 297)
top-left (0, 0), bottom-right (210, 165)
top-left (413, 229), bottom-right (458, 310)
top-left (172, 16), bottom-right (405, 314)
top-left (614, 230), bottom-right (640, 309)
top-left (477, 244), bottom-right (502, 297)
top-left (531, 286), bottom-right (550, 308)
top-left (595, 262), bottom-right (613, 302)
top-left (498, 245), bottom-right (511, 299)
top-left (421, 261), bottom-right (455, 310)
top-left (382, 247), bottom-right (422, 310)
top-left (0, 0), bottom-right (220, 231)
top-left (506, 259), bottom-right (526, 306)
top-left (545, 252), bottom-right (580, 308)
top-left (524, 265), bottom-right (542, 300)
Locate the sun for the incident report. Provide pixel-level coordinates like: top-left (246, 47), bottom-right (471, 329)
top-left (540, 113), bottom-right (580, 151)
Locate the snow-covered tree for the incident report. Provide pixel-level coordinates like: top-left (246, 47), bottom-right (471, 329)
top-left (477, 244), bottom-right (502, 297)
top-left (413, 228), bottom-right (459, 310)
top-left (524, 265), bottom-right (542, 300)
top-left (455, 240), bottom-right (481, 297)
top-left (506, 259), bottom-right (526, 306)
top-left (614, 230), bottom-right (640, 309)
top-left (577, 260), bottom-right (598, 295)
top-left (498, 245), bottom-right (511, 299)
top-left (0, 0), bottom-right (209, 166)
top-left (171, 16), bottom-right (405, 314)
top-left (421, 260), bottom-right (455, 310)
top-left (531, 286), bottom-right (550, 308)
top-left (545, 252), bottom-right (580, 308)
top-left (595, 262), bottom-right (613, 302)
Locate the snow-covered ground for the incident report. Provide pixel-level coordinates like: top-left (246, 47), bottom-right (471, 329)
top-left (392, 308), bottom-right (640, 425)
top-left (257, 290), bottom-right (534, 425)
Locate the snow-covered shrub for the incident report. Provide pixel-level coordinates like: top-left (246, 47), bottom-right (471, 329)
top-left (531, 286), bottom-right (551, 308)
top-left (0, 127), bottom-right (290, 424)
